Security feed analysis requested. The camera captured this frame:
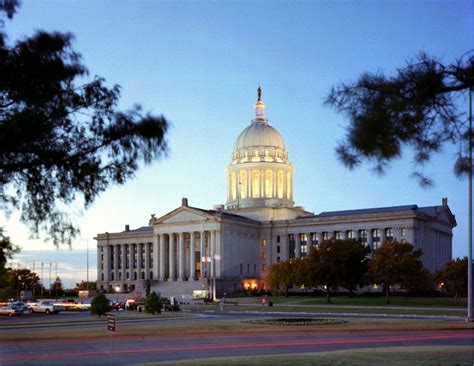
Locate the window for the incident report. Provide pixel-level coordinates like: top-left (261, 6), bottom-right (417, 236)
top-left (288, 234), bottom-right (295, 259)
top-left (300, 243), bottom-right (307, 257)
top-left (118, 272), bottom-right (122, 280)
top-left (277, 235), bottom-right (280, 243)
top-left (401, 228), bottom-right (406, 237)
top-left (311, 233), bottom-right (318, 246)
top-left (277, 245), bottom-right (281, 254)
top-left (262, 264), bottom-right (266, 272)
top-left (261, 239), bottom-right (266, 247)
top-left (335, 231), bottom-right (342, 240)
top-left (240, 263), bottom-right (243, 275)
top-left (372, 229), bottom-right (381, 250)
top-left (141, 272), bottom-right (145, 280)
top-left (359, 229), bottom-right (367, 245)
top-left (277, 257), bottom-right (281, 263)
top-left (252, 171), bottom-right (260, 197)
top-left (254, 264), bottom-right (257, 273)
top-left (101, 273), bottom-right (104, 281)
top-left (247, 263), bottom-right (250, 274)
top-left (322, 232), bottom-right (329, 241)
top-left (133, 272), bottom-right (137, 280)
top-left (347, 230), bottom-right (355, 239)
top-left (262, 251), bottom-right (266, 259)
top-left (150, 271), bottom-right (153, 279)
top-left (385, 228), bottom-right (393, 239)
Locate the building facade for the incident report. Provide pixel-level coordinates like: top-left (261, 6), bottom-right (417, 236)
top-left (96, 89), bottom-right (457, 298)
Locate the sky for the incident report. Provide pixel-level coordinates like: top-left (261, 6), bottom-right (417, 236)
top-left (3, 0), bottom-right (473, 288)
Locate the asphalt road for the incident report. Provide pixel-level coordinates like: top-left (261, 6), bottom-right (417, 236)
top-left (0, 324), bottom-right (472, 365)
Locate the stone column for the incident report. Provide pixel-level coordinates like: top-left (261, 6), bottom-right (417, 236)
top-left (121, 244), bottom-right (126, 282)
top-left (144, 242), bottom-right (150, 280)
top-left (190, 232), bottom-right (196, 280)
top-left (248, 172), bottom-right (252, 198)
top-left (104, 245), bottom-right (110, 282)
top-left (260, 169), bottom-right (265, 198)
top-left (159, 234), bottom-right (165, 280)
top-left (153, 235), bottom-right (159, 280)
top-left (307, 232), bottom-right (312, 255)
top-left (128, 244), bottom-right (134, 277)
top-left (169, 234), bottom-right (175, 280)
top-left (178, 232), bottom-right (184, 280)
top-left (137, 243), bottom-right (143, 280)
top-left (295, 233), bottom-right (301, 258)
top-left (200, 231), bottom-right (206, 278)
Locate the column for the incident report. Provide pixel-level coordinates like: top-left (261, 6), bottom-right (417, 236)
top-left (153, 235), bottom-right (159, 280)
top-left (144, 242), bottom-right (150, 280)
top-left (104, 245), bottom-right (110, 282)
top-left (190, 232), bottom-right (196, 280)
top-left (178, 232), bottom-right (184, 280)
top-left (248, 171), bottom-right (252, 198)
top-left (260, 169), bottom-right (265, 198)
top-left (159, 234), bottom-right (165, 280)
top-left (295, 233), bottom-right (301, 258)
top-left (210, 230), bottom-right (216, 300)
top-left (367, 229), bottom-right (373, 253)
top-left (121, 244), bottom-right (126, 282)
top-left (112, 244), bottom-right (118, 281)
top-left (273, 169), bottom-right (277, 198)
top-left (169, 234), bottom-right (175, 280)
top-left (307, 232), bottom-right (312, 255)
top-left (128, 244), bottom-right (134, 278)
top-left (137, 243), bottom-right (143, 280)
top-left (200, 231), bottom-right (205, 278)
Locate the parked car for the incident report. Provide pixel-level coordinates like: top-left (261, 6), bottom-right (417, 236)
top-left (11, 301), bottom-right (29, 311)
top-left (163, 300), bottom-right (180, 312)
top-left (109, 300), bottom-right (125, 311)
top-left (0, 305), bottom-right (23, 316)
top-left (29, 301), bottom-right (63, 314)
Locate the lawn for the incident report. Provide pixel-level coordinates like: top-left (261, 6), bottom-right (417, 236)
top-left (144, 346), bottom-right (474, 366)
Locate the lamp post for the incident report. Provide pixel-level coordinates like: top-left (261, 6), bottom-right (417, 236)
top-left (115, 286), bottom-right (120, 303)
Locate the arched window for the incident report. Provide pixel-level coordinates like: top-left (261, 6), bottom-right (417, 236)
top-left (252, 171), bottom-right (260, 197)
top-left (239, 171), bottom-right (247, 199)
top-left (265, 170), bottom-right (273, 197)
top-left (286, 173), bottom-right (292, 200)
top-left (277, 171), bottom-right (284, 198)
top-left (231, 172), bottom-right (237, 200)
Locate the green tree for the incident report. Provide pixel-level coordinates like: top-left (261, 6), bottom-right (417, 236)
top-left (368, 240), bottom-right (423, 304)
top-left (267, 259), bottom-right (304, 296)
top-left (434, 257), bottom-right (468, 304)
top-left (11, 268), bottom-right (40, 292)
top-left (90, 292), bottom-right (110, 318)
top-left (306, 241), bottom-right (341, 303)
top-left (333, 239), bottom-right (371, 297)
top-left (0, 229), bottom-right (19, 275)
top-left (74, 281), bottom-right (96, 293)
top-left (0, 1), bottom-right (169, 251)
top-left (50, 276), bottom-right (64, 298)
top-left (144, 291), bottom-right (162, 314)
top-left (325, 52), bottom-right (474, 186)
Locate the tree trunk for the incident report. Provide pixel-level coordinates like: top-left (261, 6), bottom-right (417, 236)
top-left (326, 288), bottom-right (331, 303)
top-left (285, 286), bottom-right (289, 298)
top-left (385, 285), bottom-right (390, 304)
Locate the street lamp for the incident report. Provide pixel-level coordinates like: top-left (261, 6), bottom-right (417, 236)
top-left (115, 286), bottom-right (120, 303)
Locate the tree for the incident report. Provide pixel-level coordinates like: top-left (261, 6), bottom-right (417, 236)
top-left (74, 281), bottom-right (96, 293)
top-left (325, 52), bottom-right (474, 186)
top-left (0, 2), bottom-right (169, 248)
top-left (267, 259), bottom-right (304, 296)
top-left (368, 240), bottom-right (423, 304)
top-left (50, 276), bottom-right (64, 298)
top-left (306, 241), bottom-right (341, 303)
top-left (333, 239), bottom-right (371, 297)
top-left (90, 292), bottom-right (110, 318)
top-left (434, 257), bottom-right (468, 304)
top-left (0, 228), bottom-right (19, 274)
top-left (144, 291), bottom-right (162, 314)
top-left (11, 268), bottom-right (40, 292)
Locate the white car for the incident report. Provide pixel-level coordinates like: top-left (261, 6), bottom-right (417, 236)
top-left (0, 305), bottom-right (23, 316)
top-left (29, 301), bottom-right (63, 314)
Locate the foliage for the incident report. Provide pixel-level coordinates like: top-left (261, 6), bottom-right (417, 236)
top-left (368, 240), bottom-right (423, 304)
top-left (267, 258), bottom-right (305, 296)
top-left (306, 241), bottom-right (343, 303)
top-left (325, 52), bottom-right (474, 186)
top-left (11, 268), bottom-right (40, 291)
top-left (50, 276), bottom-right (63, 297)
top-left (434, 257), bottom-right (468, 304)
top-left (74, 280), bottom-right (96, 292)
top-left (331, 239), bottom-right (371, 297)
top-left (144, 291), bottom-right (162, 314)
top-left (0, 228), bottom-right (19, 274)
top-left (0, 1), bottom-right (169, 246)
top-left (90, 292), bottom-right (110, 317)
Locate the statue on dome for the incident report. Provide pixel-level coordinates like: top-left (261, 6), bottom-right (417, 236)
top-left (257, 85), bottom-right (262, 101)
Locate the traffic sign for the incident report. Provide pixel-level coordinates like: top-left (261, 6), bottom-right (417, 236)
top-left (107, 313), bottom-right (116, 333)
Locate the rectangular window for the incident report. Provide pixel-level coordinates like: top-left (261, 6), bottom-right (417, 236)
top-left (277, 235), bottom-right (280, 243)
top-left (261, 239), bottom-right (266, 247)
top-left (322, 232), bottom-right (329, 241)
top-left (311, 233), bottom-right (318, 246)
top-left (401, 228), bottom-right (406, 237)
top-left (335, 231), bottom-right (342, 240)
top-left (247, 263), bottom-right (250, 274)
top-left (300, 243), bottom-right (307, 257)
top-left (262, 264), bottom-right (266, 272)
top-left (254, 264), bottom-right (257, 273)
top-left (277, 257), bottom-right (281, 263)
top-left (288, 234), bottom-right (295, 259)
top-left (277, 245), bottom-right (281, 254)
top-left (240, 263), bottom-right (243, 275)
top-left (262, 251), bottom-right (266, 259)
top-left (385, 228), bottom-right (394, 240)
top-left (347, 230), bottom-right (355, 239)
top-left (372, 229), bottom-right (381, 250)
top-left (359, 229), bottom-right (367, 245)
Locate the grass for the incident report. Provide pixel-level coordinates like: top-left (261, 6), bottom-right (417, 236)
top-left (139, 346), bottom-right (474, 366)
top-left (257, 296), bottom-right (467, 308)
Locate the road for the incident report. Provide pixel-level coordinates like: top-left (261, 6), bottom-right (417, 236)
top-left (0, 312), bottom-right (472, 365)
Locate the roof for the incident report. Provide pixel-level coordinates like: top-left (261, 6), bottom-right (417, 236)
top-left (189, 206), bottom-right (261, 224)
top-left (317, 205), bottom-right (419, 217)
top-left (122, 226), bottom-right (152, 233)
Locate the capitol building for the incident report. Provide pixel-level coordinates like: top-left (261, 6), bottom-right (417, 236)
top-left (96, 89), bottom-right (457, 298)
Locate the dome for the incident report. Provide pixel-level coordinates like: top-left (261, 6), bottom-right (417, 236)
top-left (233, 121), bottom-right (286, 151)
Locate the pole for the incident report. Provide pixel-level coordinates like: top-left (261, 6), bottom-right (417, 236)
top-left (468, 86), bottom-right (473, 321)
top-left (49, 262), bottom-right (52, 297)
top-left (41, 262), bottom-right (44, 297)
top-left (87, 240), bottom-right (90, 291)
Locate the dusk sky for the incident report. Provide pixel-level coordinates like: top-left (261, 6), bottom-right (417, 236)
top-left (3, 0), bottom-right (473, 287)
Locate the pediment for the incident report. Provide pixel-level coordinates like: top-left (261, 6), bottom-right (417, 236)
top-left (152, 206), bottom-right (215, 226)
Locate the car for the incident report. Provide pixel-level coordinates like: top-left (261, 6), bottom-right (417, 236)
top-left (0, 305), bottom-right (23, 316)
top-left (11, 301), bottom-right (29, 311)
top-left (29, 301), bottom-right (63, 314)
top-left (109, 300), bottom-right (125, 311)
